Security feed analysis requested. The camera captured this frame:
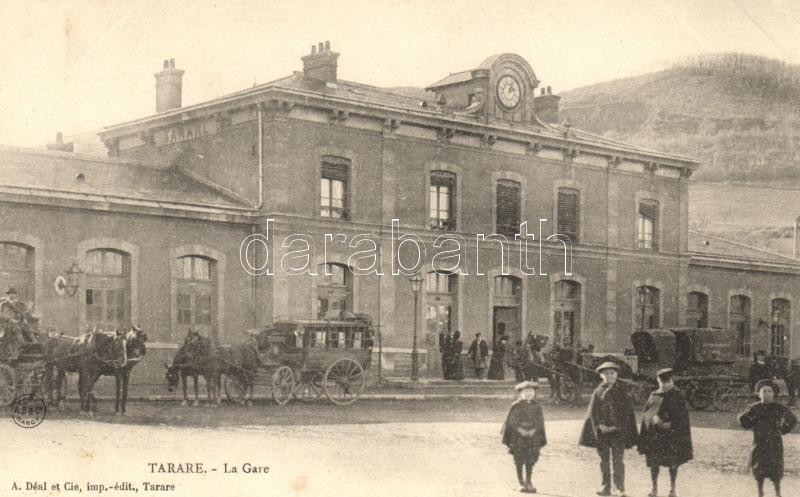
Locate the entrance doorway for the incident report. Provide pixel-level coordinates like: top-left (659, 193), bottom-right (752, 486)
top-left (493, 306), bottom-right (518, 347)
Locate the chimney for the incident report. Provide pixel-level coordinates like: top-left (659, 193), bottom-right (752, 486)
top-left (154, 58), bottom-right (184, 113)
top-left (301, 41), bottom-right (339, 84)
top-left (794, 216), bottom-right (800, 259)
top-left (533, 85), bottom-right (561, 124)
top-left (46, 132), bottom-right (74, 153)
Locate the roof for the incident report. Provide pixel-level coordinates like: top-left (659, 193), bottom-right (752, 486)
top-left (99, 71), bottom-right (699, 169)
top-left (425, 70), bottom-right (475, 90)
top-left (0, 146), bottom-right (250, 210)
top-left (689, 229), bottom-right (797, 264)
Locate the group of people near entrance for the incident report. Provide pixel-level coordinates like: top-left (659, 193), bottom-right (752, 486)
top-left (440, 331), bottom-right (502, 380)
top-left (502, 362), bottom-right (797, 497)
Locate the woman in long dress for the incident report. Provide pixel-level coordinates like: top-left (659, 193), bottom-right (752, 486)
top-left (738, 379), bottom-right (797, 497)
top-left (488, 335), bottom-right (508, 380)
top-left (638, 368), bottom-right (693, 497)
top-left (448, 331), bottom-right (465, 381)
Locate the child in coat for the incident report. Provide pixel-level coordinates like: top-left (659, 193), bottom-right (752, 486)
top-left (502, 380), bottom-right (547, 493)
top-left (738, 379), bottom-right (797, 497)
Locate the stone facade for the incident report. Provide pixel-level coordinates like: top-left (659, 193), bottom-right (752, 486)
top-left (1, 44), bottom-right (798, 385)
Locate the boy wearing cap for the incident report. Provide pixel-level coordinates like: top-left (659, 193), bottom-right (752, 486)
top-left (578, 361), bottom-right (638, 497)
top-left (738, 379), bottom-right (797, 497)
top-left (638, 368), bottom-right (693, 497)
top-left (502, 381), bottom-right (547, 493)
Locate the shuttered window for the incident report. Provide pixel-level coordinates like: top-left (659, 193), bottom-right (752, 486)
top-left (430, 171), bottom-right (456, 230)
top-left (557, 188), bottom-right (579, 242)
top-left (321, 157), bottom-right (350, 220)
top-left (637, 199), bottom-right (659, 250)
top-left (495, 180), bottom-right (520, 236)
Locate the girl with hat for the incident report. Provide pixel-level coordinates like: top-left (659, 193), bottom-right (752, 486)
top-left (637, 368), bottom-right (693, 497)
top-left (738, 379), bottom-right (797, 497)
top-left (502, 380), bottom-right (547, 493)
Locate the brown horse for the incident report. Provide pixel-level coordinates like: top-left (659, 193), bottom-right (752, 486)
top-left (205, 329), bottom-right (271, 406)
top-left (164, 333), bottom-right (216, 406)
top-left (45, 326), bottom-right (147, 414)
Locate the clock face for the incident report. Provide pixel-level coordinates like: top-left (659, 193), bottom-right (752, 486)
top-left (496, 76), bottom-right (521, 110)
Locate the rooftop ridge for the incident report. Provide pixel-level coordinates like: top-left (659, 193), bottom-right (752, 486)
top-left (0, 144), bottom-right (167, 170)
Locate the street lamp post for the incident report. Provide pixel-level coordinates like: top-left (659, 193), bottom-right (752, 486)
top-left (409, 272), bottom-right (424, 382)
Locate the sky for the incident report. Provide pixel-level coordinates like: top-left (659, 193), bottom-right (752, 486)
top-left (0, 0), bottom-right (799, 148)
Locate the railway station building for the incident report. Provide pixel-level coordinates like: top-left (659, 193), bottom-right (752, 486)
top-left (1, 43), bottom-right (798, 386)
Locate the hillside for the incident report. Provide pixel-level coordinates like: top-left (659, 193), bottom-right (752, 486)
top-left (559, 54), bottom-right (800, 256)
top-left (560, 54), bottom-right (800, 184)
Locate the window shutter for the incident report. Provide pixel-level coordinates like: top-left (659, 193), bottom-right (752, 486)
top-left (496, 180), bottom-right (521, 236)
top-left (557, 188), bottom-right (579, 242)
top-left (321, 157), bottom-right (349, 182)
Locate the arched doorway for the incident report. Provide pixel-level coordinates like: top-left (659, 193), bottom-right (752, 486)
top-left (493, 275), bottom-right (521, 346)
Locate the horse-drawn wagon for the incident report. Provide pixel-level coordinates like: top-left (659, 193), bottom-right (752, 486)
top-left (631, 327), bottom-right (750, 411)
top-left (220, 317), bottom-right (375, 406)
top-left (544, 345), bottom-right (651, 406)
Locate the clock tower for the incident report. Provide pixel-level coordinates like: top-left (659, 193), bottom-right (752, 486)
top-left (425, 53), bottom-right (540, 126)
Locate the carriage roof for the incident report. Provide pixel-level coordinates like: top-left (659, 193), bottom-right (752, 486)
top-left (632, 327), bottom-right (737, 366)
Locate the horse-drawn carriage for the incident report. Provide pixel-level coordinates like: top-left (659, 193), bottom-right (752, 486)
top-left (0, 299), bottom-right (47, 405)
top-left (226, 318), bottom-right (374, 406)
top-left (543, 345), bottom-right (651, 406)
top-left (631, 327), bottom-right (754, 411)
top-left (0, 338), bottom-right (48, 405)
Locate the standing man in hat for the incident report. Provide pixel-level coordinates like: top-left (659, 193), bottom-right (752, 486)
top-left (738, 379), bottom-right (797, 497)
top-left (638, 368), bottom-right (693, 497)
top-left (468, 332), bottom-right (489, 380)
top-left (502, 380), bottom-right (547, 493)
top-left (579, 361), bottom-right (638, 497)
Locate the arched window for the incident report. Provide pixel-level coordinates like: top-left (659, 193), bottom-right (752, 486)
top-left (635, 286), bottom-right (660, 331)
top-left (85, 249), bottom-right (130, 331)
top-left (770, 298), bottom-right (791, 357)
top-left (686, 292), bottom-right (709, 328)
top-left (317, 263), bottom-right (352, 319)
top-left (729, 295), bottom-right (751, 356)
top-left (554, 280), bottom-right (581, 346)
top-left (0, 242), bottom-right (33, 302)
top-left (426, 271), bottom-right (457, 335)
top-left (176, 255), bottom-right (217, 335)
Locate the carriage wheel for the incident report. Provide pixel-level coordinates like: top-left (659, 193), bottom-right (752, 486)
top-left (686, 381), bottom-right (712, 410)
top-left (271, 366), bottom-right (294, 406)
top-left (711, 385), bottom-right (737, 412)
top-left (223, 375), bottom-right (246, 403)
top-left (296, 372), bottom-right (324, 401)
top-left (323, 359), bottom-right (365, 406)
top-left (0, 365), bottom-right (16, 406)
